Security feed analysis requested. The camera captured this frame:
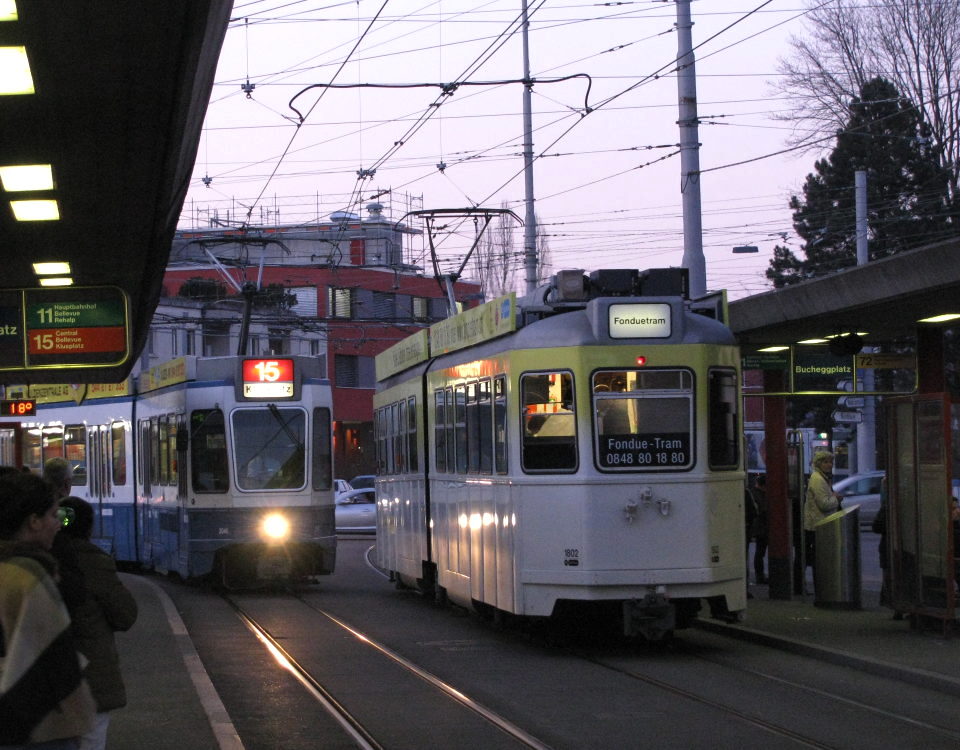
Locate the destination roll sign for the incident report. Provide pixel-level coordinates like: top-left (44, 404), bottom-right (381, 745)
top-left (0, 286), bottom-right (129, 372)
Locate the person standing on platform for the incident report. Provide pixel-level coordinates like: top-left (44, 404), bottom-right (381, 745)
top-left (803, 451), bottom-right (840, 585)
top-left (52, 497), bottom-right (138, 750)
top-left (752, 475), bottom-right (769, 585)
top-left (0, 471), bottom-right (95, 749)
top-left (42, 458), bottom-right (73, 502)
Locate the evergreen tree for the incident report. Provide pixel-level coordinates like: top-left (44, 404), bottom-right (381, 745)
top-left (767, 78), bottom-right (952, 288)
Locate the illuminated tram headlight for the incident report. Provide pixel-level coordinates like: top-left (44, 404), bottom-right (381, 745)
top-left (261, 513), bottom-right (290, 542)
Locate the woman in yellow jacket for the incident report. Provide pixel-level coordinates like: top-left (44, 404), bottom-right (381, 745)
top-left (803, 451), bottom-right (841, 584)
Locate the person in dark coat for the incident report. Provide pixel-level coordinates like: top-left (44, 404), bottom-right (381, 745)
top-left (752, 475), bottom-right (769, 585)
top-left (0, 472), bottom-right (95, 748)
top-left (52, 497), bottom-right (138, 750)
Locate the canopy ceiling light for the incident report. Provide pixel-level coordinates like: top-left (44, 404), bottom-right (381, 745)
top-left (0, 46), bottom-right (34, 95)
top-left (11, 199), bottom-right (59, 221)
top-left (918, 313), bottom-right (960, 324)
top-left (32, 261), bottom-right (71, 276)
top-left (0, 164), bottom-right (54, 191)
top-left (38, 277), bottom-right (73, 287)
top-left (0, 1), bottom-right (18, 22)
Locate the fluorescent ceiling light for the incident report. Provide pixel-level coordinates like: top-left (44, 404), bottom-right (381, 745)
top-left (825, 331), bottom-right (868, 339)
top-left (0, 164), bottom-right (54, 192)
top-left (757, 346), bottom-right (789, 352)
top-left (797, 338), bottom-right (828, 345)
top-left (0, 1), bottom-right (18, 22)
top-left (39, 277), bottom-right (73, 287)
top-left (918, 313), bottom-right (960, 324)
top-left (0, 46), bottom-right (34, 95)
top-left (11, 199), bottom-right (60, 221)
top-left (33, 261), bottom-right (71, 275)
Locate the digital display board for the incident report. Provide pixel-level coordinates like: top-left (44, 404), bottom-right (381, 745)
top-left (0, 399), bottom-right (36, 417)
top-left (241, 358), bottom-right (295, 399)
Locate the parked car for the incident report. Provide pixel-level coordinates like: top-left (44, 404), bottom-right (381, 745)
top-left (832, 471), bottom-right (885, 529)
top-left (334, 478), bottom-right (353, 495)
top-left (335, 487), bottom-right (376, 533)
top-left (349, 474), bottom-right (376, 490)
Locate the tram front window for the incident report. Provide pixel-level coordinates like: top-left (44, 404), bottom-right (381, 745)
top-left (593, 369), bottom-right (693, 471)
top-left (233, 407), bottom-right (306, 490)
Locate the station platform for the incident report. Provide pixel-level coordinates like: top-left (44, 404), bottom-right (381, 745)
top-left (698, 582), bottom-right (960, 698)
top-left (103, 572), bottom-right (960, 750)
top-left (107, 574), bottom-right (242, 750)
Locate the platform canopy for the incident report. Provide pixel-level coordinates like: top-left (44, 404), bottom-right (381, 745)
top-left (0, 1), bottom-right (231, 383)
top-left (729, 239), bottom-right (960, 347)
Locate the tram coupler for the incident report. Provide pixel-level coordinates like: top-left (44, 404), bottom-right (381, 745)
top-left (623, 593), bottom-right (675, 641)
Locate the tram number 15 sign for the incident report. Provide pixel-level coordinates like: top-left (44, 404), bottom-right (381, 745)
top-left (242, 358), bottom-right (295, 399)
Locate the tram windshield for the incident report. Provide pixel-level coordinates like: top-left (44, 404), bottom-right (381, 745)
top-left (593, 369), bottom-right (693, 470)
top-left (232, 407), bottom-right (306, 490)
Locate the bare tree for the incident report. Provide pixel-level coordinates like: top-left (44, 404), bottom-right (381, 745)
top-left (776, 1), bottom-right (960, 199)
top-left (473, 202), bottom-right (518, 300)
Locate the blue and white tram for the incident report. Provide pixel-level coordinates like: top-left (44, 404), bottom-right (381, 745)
top-left (4, 355), bottom-right (336, 586)
top-left (374, 268), bottom-right (746, 639)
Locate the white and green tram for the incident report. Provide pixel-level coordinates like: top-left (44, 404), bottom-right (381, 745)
top-left (374, 268), bottom-right (745, 639)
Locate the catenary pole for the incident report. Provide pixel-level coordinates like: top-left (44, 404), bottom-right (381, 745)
top-left (521, 0), bottom-right (538, 294)
top-left (855, 170), bottom-right (876, 472)
top-left (675, 0), bottom-right (706, 298)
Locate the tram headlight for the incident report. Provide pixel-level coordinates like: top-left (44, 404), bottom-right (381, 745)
top-left (261, 513), bottom-right (290, 542)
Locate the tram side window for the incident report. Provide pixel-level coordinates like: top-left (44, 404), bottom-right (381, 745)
top-left (150, 418), bottom-right (160, 487)
top-left (65, 425), bottom-right (86, 487)
top-left (191, 409), bottom-right (228, 493)
top-left (466, 382), bottom-right (480, 473)
top-left (394, 401), bottom-right (405, 473)
top-left (407, 396), bottom-right (418, 472)
top-left (455, 385), bottom-right (468, 474)
top-left (312, 407), bottom-right (332, 490)
top-left (42, 427), bottom-right (63, 466)
top-left (494, 376), bottom-right (507, 474)
top-left (374, 408), bottom-right (384, 474)
top-left (159, 417), bottom-right (170, 486)
top-left (521, 372), bottom-right (577, 473)
top-left (444, 387), bottom-right (455, 471)
top-left (434, 391), bottom-right (446, 473)
top-left (23, 428), bottom-right (42, 473)
top-left (168, 417), bottom-right (178, 486)
top-left (477, 380), bottom-right (492, 473)
top-left (111, 422), bottom-right (126, 485)
top-left (708, 368), bottom-right (739, 469)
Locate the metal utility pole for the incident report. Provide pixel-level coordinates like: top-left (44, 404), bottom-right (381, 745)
top-left (675, 0), bottom-right (706, 298)
top-left (521, 0), bottom-right (538, 294)
top-left (855, 170), bottom-right (876, 472)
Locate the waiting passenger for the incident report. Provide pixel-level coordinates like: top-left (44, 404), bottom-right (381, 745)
top-left (43, 456), bottom-right (74, 500)
top-left (52, 497), bottom-right (138, 750)
top-left (0, 472), bottom-right (96, 748)
top-left (802, 451), bottom-right (840, 585)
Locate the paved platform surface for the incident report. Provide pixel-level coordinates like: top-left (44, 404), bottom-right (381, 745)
top-left (103, 572), bottom-right (960, 749)
top-left (698, 581), bottom-right (960, 697)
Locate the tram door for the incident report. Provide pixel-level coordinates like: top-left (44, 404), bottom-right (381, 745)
top-left (887, 394), bottom-right (958, 626)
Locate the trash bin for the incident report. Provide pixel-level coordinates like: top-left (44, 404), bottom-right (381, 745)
top-left (814, 505), bottom-right (861, 609)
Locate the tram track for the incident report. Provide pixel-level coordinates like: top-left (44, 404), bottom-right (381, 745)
top-left (223, 591), bottom-right (554, 750)
top-left (573, 631), bottom-right (960, 750)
